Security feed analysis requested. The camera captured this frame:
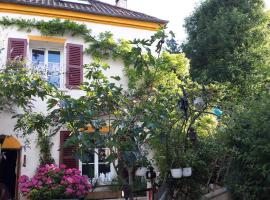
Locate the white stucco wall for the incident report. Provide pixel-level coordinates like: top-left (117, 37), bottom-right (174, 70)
top-left (0, 11), bottom-right (156, 181)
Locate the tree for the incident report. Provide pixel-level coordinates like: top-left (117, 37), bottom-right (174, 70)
top-left (0, 59), bottom-right (57, 164)
top-left (221, 93), bottom-right (270, 200)
top-left (11, 26), bottom-right (225, 199)
top-left (182, 0), bottom-right (270, 88)
top-left (0, 59), bottom-right (55, 112)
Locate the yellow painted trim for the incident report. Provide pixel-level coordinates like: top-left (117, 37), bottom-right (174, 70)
top-left (79, 125), bottom-right (111, 134)
top-left (2, 136), bottom-right (21, 149)
top-left (28, 35), bottom-right (66, 43)
top-left (0, 3), bottom-right (165, 31)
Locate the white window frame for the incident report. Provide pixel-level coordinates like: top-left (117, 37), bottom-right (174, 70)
top-left (79, 148), bottom-right (115, 179)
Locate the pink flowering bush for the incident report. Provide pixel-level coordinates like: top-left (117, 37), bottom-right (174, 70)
top-left (19, 164), bottom-right (92, 200)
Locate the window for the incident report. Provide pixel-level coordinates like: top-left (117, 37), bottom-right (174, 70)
top-left (60, 0), bottom-right (92, 5)
top-left (31, 49), bottom-right (61, 87)
top-left (81, 148), bottom-right (111, 179)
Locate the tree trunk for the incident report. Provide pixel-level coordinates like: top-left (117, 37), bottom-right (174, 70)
top-left (127, 167), bottom-right (134, 200)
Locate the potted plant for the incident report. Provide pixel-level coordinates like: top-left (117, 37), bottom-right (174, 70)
top-left (170, 158), bottom-right (183, 178)
top-left (19, 164), bottom-right (92, 200)
top-left (170, 150), bottom-right (193, 178)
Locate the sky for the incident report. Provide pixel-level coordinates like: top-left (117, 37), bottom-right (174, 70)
top-left (100, 0), bottom-right (270, 42)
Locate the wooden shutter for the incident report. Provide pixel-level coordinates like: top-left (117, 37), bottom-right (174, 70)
top-left (66, 43), bottom-right (83, 88)
top-left (59, 131), bottom-right (79, 169)
top-left (7, 38), bottom-right (27, 60)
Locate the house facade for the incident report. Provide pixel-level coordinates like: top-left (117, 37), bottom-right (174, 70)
top-left (0, 0), bottom-right (167, 199)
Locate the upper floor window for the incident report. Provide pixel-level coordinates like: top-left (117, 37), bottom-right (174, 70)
top-left (7, 38), bottom-right (84, 89)
top-left (32, 49), bottom-right (61, 87)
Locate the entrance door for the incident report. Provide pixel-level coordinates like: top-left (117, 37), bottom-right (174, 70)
top-left (0, 149), bottom-right (18, 199)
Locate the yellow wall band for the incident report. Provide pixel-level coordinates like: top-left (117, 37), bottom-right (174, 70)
top-left (28, 35), bottom-right (66, 43)
top-left (0, 3), bottom-right (164, 31)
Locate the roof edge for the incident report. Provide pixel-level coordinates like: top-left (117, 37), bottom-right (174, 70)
top-left (90, 0), bottom-right (168, 24)
top-left (0, 2), bottom-right (167, 31)
top-left (0, 0), bottom-right (168, 24)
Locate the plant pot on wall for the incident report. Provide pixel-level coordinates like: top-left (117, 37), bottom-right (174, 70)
top-left (135, 167), bottom-right (147, 176)
top-left (182, 167), bottom-right (192, 177)
top-left (171, 168), bottom-right (182, 178)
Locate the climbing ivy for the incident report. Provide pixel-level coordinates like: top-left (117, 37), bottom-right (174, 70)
top-left (0, 17), bottom-right (92, 38)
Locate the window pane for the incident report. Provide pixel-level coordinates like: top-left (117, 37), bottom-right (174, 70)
top-left (82, 164), bottom-right (95, 178)
top-left (48, 51), bottom-right (60, 63)
top-left (98, 148), bottom-right (110, 162)
top-left (82, 151), bottom-right (95, 163)
top-left (98, 164), bottom-right (110, 175)
top-left (32, 49), bottom-right (45, 64)
top-left (48, 51), bottom-right (60, 87)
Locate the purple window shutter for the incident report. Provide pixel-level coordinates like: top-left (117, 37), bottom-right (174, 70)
top-left (59, 131), bottom-right (79, 169)
top-left (66, 43), bottom-right (83, 88)
top-left (7, 38), bottom-right (27, 60)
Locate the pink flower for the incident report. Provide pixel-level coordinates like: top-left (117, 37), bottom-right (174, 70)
top-left (66, 177), bottom-right (74, 184)
top-left (55, 168), bottom-right (61, 173)
top-left (19, 175), bottom-right (29, 183)
top-left (76, 191), bottom-right (82, 197)
top-left (32, 178), bottom-right (38, 186)
top-left (46, 177), bottom-right (52, 184)
top-left (65, 169), bottom-right (72, 175)
top-left (65, 188), bottom-right (74, 194)
top-left (19, 164), bottom-right (92, 198)
top-left (60, 164), bottom-right (66, 169)
top-left (78, 184), bottom-right (85, 190)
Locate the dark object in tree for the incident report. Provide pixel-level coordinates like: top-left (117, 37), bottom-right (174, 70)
top-left (178, 85), bottom-right (189, 119)
top-left (188, 127), bottom-right (197, 141)
top-left (178, 97), bottom-right (189, 119)
top-left (146, 166), bottom-right (157, 180)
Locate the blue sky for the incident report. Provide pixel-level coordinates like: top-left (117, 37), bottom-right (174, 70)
top-left (100, 0), bottom-right (270, 42)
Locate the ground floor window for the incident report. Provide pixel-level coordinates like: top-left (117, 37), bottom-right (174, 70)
top-left (81, 148), bottom-right (111, 179)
